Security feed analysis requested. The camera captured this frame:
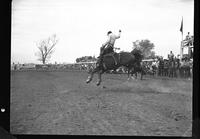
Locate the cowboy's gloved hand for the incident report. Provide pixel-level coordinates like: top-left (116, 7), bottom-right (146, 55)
top-left (119, 30), bottom-right (121, 32)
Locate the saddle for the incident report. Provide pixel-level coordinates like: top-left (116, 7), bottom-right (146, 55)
top-left (104, 52), bottom-right (118, 65)
top-left (97, 52), bottom-right (119, 70)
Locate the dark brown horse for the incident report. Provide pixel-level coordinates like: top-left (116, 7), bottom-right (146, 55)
top-left (86, 50), bottom-right (142, 86)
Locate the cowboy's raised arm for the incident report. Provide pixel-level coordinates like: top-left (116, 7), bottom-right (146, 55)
top-left (115, 30), bottom-right (121, 39)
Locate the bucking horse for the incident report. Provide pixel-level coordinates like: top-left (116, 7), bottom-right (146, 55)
top-left (86, 49), bottom-right (143, 86)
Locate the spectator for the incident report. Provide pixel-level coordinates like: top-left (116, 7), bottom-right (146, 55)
top-left (177, 54), bottom-right (180, 59)
top-left (158, 57), bottom-right (164, 76)
top-left (168, 51), bottom-right (174, 60)
top-left (185, 32), bottom-right (191, 41)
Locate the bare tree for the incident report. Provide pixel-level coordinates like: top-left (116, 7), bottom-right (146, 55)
top-left (35, 34), bottom-right (58, 64)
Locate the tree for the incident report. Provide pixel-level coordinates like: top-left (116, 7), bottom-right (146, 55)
top-left (76, 56), bottom-right (97, 63)
top-left (132, 39), bottom-right (155, 59)
top-left (35, 34), bottom-right (58, 64)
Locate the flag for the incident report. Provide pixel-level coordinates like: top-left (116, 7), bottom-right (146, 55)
top-left (180, 17), bottom-right (183, 34)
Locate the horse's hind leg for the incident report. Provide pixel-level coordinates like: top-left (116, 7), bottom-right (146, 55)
top-left (140, 70), bottom-right (143, 80)
top-left (96, 70), bottom-right (103, 86)
top-left (86, 67), bottom-right (99, 83)
top-left (135, 72), bottom-right (137, 79)
top-left (86, 73), bottom-right (93, 83)
top-left (131, 71), bottom-right (137, 80)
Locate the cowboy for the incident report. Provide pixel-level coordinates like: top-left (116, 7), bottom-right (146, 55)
top-left (98, 30), bottom-right (121, 67)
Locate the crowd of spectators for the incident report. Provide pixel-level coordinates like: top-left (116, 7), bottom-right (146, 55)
top-left (141, 51), bottom-right (192, 79)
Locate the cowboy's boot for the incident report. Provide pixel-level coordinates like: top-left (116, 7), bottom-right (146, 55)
top-left (112, 53), bottom-right (118, 65)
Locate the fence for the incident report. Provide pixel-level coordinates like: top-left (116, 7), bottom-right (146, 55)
top-left (11, 62), bottom-right (192, 79)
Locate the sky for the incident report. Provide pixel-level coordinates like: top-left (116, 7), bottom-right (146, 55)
top-left (11, 0), bottom-right (194, 64)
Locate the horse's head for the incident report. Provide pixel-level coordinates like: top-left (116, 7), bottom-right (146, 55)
top-left (130, 49), bottom-right (143, 62)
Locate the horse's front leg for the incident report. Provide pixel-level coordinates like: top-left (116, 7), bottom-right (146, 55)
top-left (140, 68), bottom-right (143, 80)
top-left (135, 72), bottom-right (137, 79)
top-left (130, 69), bottom-right (137, 80)
top-left (127, 68), bottom-right (130, 80)
top-left (132, 72), bottom-right (137, 80)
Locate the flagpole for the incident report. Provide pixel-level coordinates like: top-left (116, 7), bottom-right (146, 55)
top-left (180, 16), bottom-right (183, 61)
top-left (181, 16), bottom-right (183, 42)
top-left (181, 30), bottom-right (183, 42)
top-left (181, 19), bottom-right (183, 60)
top-left (181, 33), bottom-right (183, 61)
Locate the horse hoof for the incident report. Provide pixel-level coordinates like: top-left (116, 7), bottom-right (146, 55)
top-left (131, 77), bottom-right (136, 80)
top-left (86, 79), bottom-right (91, 83)
top-left (102, 86), bottom-right (106, 88)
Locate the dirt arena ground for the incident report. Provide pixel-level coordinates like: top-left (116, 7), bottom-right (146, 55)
top-left (10, 70), bottom-right (192, 136)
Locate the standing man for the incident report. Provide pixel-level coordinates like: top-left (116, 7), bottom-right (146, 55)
top-left (168, 51), bottom-right (174, 61)
top-left (186, 32), bottom-right (191, 40)
top-left (158, 57), bottom-right (164, 76)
